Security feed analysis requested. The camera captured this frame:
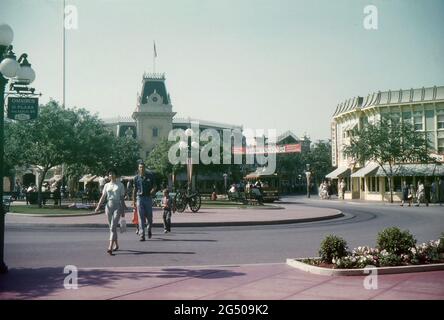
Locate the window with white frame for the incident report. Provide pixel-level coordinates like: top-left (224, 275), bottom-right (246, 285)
top-left (438, 115), bottom-right (444, 129)
top-left (368, 176), bottom-right (379, 192)
top-left (152, 127), bottom-right (159, 137)
top-left (414, 116), bottom-right (423, 131)
top-left (438, 137), bottom-right (444, 154)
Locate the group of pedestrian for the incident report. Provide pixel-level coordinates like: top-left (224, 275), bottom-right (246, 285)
top-left (319, 179), bottom-right (345, 200)
top-left (95, 161), bottom-right (173, 256)
top-left (319, 181), bottom-right (333, 200)
top-left (401, 179), bottom-right (444, 207)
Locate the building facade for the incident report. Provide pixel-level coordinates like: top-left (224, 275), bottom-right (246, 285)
top-left (327, 85), bottom-right (444, 201)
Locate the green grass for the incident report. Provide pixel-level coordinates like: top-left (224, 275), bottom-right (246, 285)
top-left (200, 200), bottom-right (275, 209)
top-left (9, 205), bottom-right (92, 215)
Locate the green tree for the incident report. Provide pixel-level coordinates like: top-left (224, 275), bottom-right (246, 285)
top-left (306, 140), bottom-right (333, 186)
top-left (7, 100), bottom-right (127, 206)
top-left (105, 135), bottom-right (141, 176)
top-left (343, 118), bottom-right (431, 203)
top-left (145, 139), bottom-right (183, 188)
top-left (8, 101), bottom-right (79, 206)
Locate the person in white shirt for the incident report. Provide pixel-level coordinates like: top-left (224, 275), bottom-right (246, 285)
top-left (339, 179), bottom-right (346, 200)
top-left (415, 181), bottom-right (425, 207)
top-left (95, 169), bottom-right (127, 255)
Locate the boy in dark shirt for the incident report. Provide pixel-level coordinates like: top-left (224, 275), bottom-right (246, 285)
top-left (161, 189), bottom-right (174, 233)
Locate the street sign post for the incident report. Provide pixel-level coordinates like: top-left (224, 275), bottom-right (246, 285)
top-left (7, 96), bottom-right (38, 120)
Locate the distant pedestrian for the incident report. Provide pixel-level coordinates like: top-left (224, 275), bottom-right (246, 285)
top-left (95, 168), bottom-right (127, 255)
top-left (424, 180), bottom-right (431, 207)
top-left (400, 181), bottom-right (411, 207)
top-left (162, 189), bottom-right (174, 233)
top-left (439, 178), bottom-right (444, 206)
top-left (415, 180), bottom-right (426, 207)
top-left (430, 181), bottom-right (437, 203)
top-left (339, 179), bottom-right (346, 200)
top-left (327, 181), bottom-right (332, 199)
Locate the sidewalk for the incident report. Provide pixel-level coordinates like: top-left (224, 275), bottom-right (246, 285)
top-left (1, 263), bottom-right (443, 300)
top-left (5, 205), bottom-right (343, 228)
top-left (282, 195), bottom-right (444, 207)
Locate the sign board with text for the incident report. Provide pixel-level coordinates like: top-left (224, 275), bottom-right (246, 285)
top-left (7, 97), bottom-right (39, 120)
top-left (233, 143), bottom-right (301, 154)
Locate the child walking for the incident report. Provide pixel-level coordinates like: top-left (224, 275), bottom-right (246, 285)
top-left (162, 189), bottom-right (174, 233)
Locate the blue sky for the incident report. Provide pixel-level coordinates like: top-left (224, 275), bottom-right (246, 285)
top-left (2, 0), bottom-right (444, 140)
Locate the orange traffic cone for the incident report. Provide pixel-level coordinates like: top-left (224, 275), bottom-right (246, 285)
top-left (132, 207), bottom-right (138, 224)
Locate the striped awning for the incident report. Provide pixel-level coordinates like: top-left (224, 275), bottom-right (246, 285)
top-left (374, 164), bottom-right (444, 177)
top-left (325, 167), bottom-right (351, 179)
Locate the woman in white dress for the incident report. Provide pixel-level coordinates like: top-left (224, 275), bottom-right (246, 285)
top-left (95, 169), bottom-right (127, 255)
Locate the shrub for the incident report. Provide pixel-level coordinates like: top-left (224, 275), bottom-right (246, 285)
top-left (379, 252), bottom-right (403, 267)
top-left (413, 241), bottom-right (441, 263)
top-left (376, 227), bottom-right (416, 255)
top-left (319, 235), bottom-right (348, 263)
top-left (438, 233), bottom-right (444, 254)
top-left (334, 256), bottom-right (357, 269)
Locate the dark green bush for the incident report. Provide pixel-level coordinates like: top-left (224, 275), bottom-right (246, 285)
top-left (379, 253), bottom-right (402, 267)
top-left (376, 227), bottom-right (416, 255)
top-left (319, 235), bottom-right (348, 263)
top-left (439, 233), bottom-right (444, 254)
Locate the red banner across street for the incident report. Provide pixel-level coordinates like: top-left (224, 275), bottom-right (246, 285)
top-left (232, 143), bottom-right (301, 154)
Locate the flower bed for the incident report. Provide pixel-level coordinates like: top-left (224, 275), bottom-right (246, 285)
top-left (301, 228), bottom-right (444, 270)
top-left (302, 241), bottom-right (444, 269)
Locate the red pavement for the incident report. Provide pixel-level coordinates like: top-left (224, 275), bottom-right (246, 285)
top-left (1, 263), bottom-right (443, 300)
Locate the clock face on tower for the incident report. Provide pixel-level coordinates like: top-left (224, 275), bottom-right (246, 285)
top-left (148, 92), bottom-right (163, 105)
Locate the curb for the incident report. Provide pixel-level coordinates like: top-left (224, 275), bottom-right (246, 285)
top-left (6, 211), bottom-right (102, 218)
top-left (6, 212), bottom-right (344, 229)
top-left (286, 258), bottom-right (444, 276)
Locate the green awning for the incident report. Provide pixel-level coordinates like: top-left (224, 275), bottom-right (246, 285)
top-left (351, 163), bottom-right (380, 178)
top-left (374, 164), bottom-right (444, 177)
top-left (326, 167), bottom-right (351, 179)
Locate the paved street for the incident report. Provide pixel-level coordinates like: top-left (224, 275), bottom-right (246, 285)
top-left (1, 196), bottom-right (443, 300)
top-left (3, 196), bottom-right (443, 268)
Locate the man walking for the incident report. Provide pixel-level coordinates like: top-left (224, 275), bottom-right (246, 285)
top-left (439, 178), bottom-right (444, 206)
top-left (415, 180), bottom-right (426, 207)
top-left (133, 161), bottom-right (158, 241)
top-left (339, 179), bottom-right (346, 200)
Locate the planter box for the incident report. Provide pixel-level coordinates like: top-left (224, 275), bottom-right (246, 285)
top-left (286, 257), bottom-right (444, 276)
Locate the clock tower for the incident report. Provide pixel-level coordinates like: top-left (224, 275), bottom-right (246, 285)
top-left (132, 73), bottom-right (176, 159)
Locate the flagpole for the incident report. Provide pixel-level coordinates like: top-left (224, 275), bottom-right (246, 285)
top-left (62, 0), bottom-right (66, 200)
top-left (62, 0), bottom-right (66, 108)
top-left (153, 40), bottom-right (156, 73)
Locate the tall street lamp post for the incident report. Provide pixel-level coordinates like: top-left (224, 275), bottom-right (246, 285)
top-left (305, 164), bottom-right (311, 199)
top-left (180, 128), bottom-right (198, 192)
top-left (0, 24), bottom-right (36, 274)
